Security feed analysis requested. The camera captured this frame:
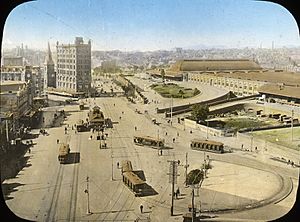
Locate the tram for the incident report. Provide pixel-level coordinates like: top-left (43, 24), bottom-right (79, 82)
top-left (122, 171), bottom-right (146, 197)
top-left (121, 160), bottom-right (146, 196)
top-left (88, 106), bottom-right (105, 129)
top-left (121, 160), bottom-right (133, 173)
top-left (58, 143), bottom-right (70, 164)
top-left (76, 119), bottom-right (88, 132)
top-left (190, 139), bottom-right (224, 153)
top-left (133, 135), bottom-right (164, 149)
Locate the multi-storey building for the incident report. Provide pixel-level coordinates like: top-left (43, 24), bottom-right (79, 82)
top-left (0, 81), bottom-right (32, 130)
top-left (56, 37), bottom-right (91, 95)
top-left (2, 56), bottom-right (24, 66)
top-left (1, 65), bottom-right (43, 98)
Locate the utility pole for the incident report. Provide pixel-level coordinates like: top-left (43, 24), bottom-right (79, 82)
top-left (167, 160), bottom-right (180, 216)
top-left (111, 152), bottom-right (114, 181)
top-left (191, 188), bottom-right (195, 222)
top-left (250, 128), bottom-right (254, 152)
top-left (84, 176), bottom-right (91, 215)
top-left (170, 96), bottom-right (173, 126)
top-left (185, 152), bottom-right (189, 187)
top-left (291, 109), bottom-right (294, 141)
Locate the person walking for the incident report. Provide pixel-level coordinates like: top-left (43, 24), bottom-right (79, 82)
top-left (57, 139), bottom-right (59, 144)
top-left (140, 204), bottom-right (143, 213)
top-left (176, 187), bottom-right (180, 197)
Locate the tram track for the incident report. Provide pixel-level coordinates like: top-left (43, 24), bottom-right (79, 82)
top-left (66, 132), bottom-right (81, 221)
top-left (94, 101), bottom-right (130, 221)
top-left (45, 164), bottom-right (64, 222)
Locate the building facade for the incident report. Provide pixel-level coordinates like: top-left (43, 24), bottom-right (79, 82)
top-left (0, 81), bottom-right (32, 130)
top-left (1, 65), bottom-right (43, 98)
top-left (56, 37), bottom-right (91, 95)
top-left (2, 56), bottom-right (24, 66)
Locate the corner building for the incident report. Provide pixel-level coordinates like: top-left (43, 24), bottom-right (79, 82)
top-left (56, 37), bottom-right (91, 95)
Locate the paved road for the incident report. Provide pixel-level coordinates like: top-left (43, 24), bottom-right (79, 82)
top-left (2, 78), bottom-right (299, 222)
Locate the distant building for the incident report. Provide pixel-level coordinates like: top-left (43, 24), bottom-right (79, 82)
top-left (2, 56), bottom-right (24, 66)
top-left (56, 37), bottom-right (92, 95)
top-left (44, 42), bottom-right (56, 88)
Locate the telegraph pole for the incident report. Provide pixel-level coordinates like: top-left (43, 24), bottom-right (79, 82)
top-left (85, 176), bottom-right (91, 215)
top-left (291, 109), bottom-right (294, 141)
top-left (167, 160), bottom-right (180, 216)
top-left (191, 188), bottom-right (195, 222)
top-left (170, 97), bottom-right (173, 126)
top-left (185, 152), bottom-right (189, 187)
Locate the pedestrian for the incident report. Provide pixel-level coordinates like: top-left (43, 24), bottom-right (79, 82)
top-left (165, 132), bottom-right (168, 136)
top-left (134, 126), bottom-right (137, 131)
top-left (57, 139), bottom-right (59, 144)
top-left (117, 162), bottom-right (119, 168)
top-left (90, 135), bottom-right (93, 140)
top-left (140, 204), bottom-right (143, 213)
top-left (190, 130), bottom-right (192, 134)
top-left (160, 149), bottom-right (163, 156)
top-left (173, 138), bottom-right (175, 143)
top-left (241, 144), bottom-right (244, 150)
top-left (28, 148), bottom-right (31, 154)
top-left (175, 192), bottom-right (178, 199)
top-left (177, 132), bottom-right (179, 137)
top-left (176, 187), bottom-right (180, 197)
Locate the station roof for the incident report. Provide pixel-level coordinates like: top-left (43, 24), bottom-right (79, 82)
top-left (258, 84), bottom-right (300, 100)
top-left (211, 70), bottom-right (300, 86)
top-left (169, 59), bottom-right (262, 72)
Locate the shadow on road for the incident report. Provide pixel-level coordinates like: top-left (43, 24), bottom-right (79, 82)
top-left (63, 152), bottom-right (80, 164)
top-left (1, 182), bottom-right (25, 200)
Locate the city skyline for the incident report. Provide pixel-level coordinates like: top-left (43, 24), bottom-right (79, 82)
top-left (2, 0), bottom-right (300, 51)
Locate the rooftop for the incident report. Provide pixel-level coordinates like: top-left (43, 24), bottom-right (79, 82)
top-left (169, 59), bottom-right (262, 72)
top-left (258, 84), bottom-right (300, 100)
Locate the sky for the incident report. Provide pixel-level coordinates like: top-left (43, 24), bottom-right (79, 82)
top-left (2, 0), bottom-right (300, 51)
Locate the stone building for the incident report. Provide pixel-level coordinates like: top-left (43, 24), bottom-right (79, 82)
top-left (1, 65), bottom-right (43, 98)
top-left (0, 81), bottom-right (32, 130)
top-left (56, 37), bottom-right (91, 95)
top-left (2, 56), bottom-right (24, 66)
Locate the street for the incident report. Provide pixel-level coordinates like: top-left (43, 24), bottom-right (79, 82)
top-left (4, 82), bottom-right (299, 221)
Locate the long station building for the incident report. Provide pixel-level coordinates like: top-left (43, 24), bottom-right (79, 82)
top-left (148, 59), bottom-right (300, 105)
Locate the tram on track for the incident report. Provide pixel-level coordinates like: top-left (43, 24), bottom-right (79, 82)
top-left (133, 135), bottom-right (164, 149)
top-left (121, 160), bottom-right (146, 196)
top-left (190, 139), bottom-right (224, 153)
top-left (58, 143), bottom-right (70, 164)
top-left (121, 160), bottom-right (133, 173)
top-left (88, 106), bottom-right (105, 129)
top-left (76, 119), bottom-right (88, 132)
top-left (122, 171), bottom-right (146, 197)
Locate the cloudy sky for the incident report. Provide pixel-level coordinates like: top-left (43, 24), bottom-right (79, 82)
top-left (2, 0), bottom-right (300, 51)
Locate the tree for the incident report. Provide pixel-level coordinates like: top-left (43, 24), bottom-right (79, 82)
top-left (178, 89), bottom-right (184, 98)
top-left (191, 104), bottom-right (209, 123)
top-left (160, 69), bottom-right (166, 84)
top-left (193, 88), bottom-right (200, 96)
top-left (186, 169), bottom-right (204, 185)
